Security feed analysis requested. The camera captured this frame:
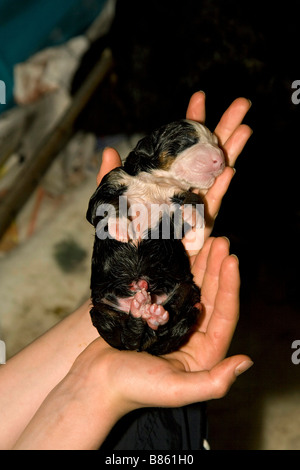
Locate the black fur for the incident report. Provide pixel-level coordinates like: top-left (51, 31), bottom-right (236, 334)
top-left (89, 237), bottom-right (200, 355)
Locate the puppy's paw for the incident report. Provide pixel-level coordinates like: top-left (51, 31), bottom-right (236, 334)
top-left (130, 288), bottom-right (151, 318)
top-left (130, 289), bottom-right (169, 331)
top-left (147, 304), bottom-right (169, 330)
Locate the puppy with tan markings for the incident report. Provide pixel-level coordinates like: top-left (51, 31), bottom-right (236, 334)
top-left (87, 119), bottom-right (225, 355)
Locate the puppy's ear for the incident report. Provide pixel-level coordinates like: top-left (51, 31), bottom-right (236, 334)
top-left (124, 130), bottom-right (160, 175)
top-left (86, 189), bottom-right (100, 226)
top-left (86, 168), bottom-right (128, 226)
top-left (135, 131), bottom-right (158, 156)
top-left (86, 172), bottom-right (111, 226)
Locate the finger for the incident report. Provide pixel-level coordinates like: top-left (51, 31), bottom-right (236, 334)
top-left (186, 91), bottom-right (206, 122)
top-left (205, 254), bottom-right (241, 360)
top-left (203, 167), bottom-right (235, 238)
top-left (191, 237), bottom-right (215, 281)
top-left (197, 238), bottom-right (231, 327)
top-left (222, 124), bottom-right (253, 167)
top-left (214, 98), bottom-right (251, 147)
top-left (96, 147), bottom-right (122, 185)
top-left (182, 225), bottom-right (205, 260)
top-left (163, 355), bottom-right (253, 407)
top-left (192, 237), bottom-right (215, 280)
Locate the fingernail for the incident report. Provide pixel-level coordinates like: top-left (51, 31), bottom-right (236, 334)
top-left (248, 99), bottom-right (252, 107)
top-left (198, 90), bottom-right (206, 96)
top-left (222, 236), bottom-right (230, 246)
top-left (231, 254), bottom-right (239, 264)
top-left (235, 360), bottom-right (254, 377)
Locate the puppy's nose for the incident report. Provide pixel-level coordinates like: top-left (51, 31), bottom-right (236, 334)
top-left (211, 149), bottom-right (225, 170)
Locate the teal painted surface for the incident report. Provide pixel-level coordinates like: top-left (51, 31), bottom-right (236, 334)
top-left (0, 0), bottom-right (107, 111)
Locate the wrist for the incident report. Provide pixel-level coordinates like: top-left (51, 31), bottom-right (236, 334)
top-left (68, 340), bottom-right (126, 425)
top-left (14, 347), bottom-right (121, 450)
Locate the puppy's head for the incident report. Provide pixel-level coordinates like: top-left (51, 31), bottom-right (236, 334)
top-left (124, 119), bottom-right (225, 189)
top-left (168, 120), bottom-right (225, 189)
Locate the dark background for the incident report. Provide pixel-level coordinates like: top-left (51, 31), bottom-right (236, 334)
top-left (72, 0), bottom-right (300, 448)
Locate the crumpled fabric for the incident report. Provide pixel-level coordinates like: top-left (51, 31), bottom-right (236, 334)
top-left (100, 404), bottom-right (208, 451)
top-left (14, 37), bottom-right (89, 105)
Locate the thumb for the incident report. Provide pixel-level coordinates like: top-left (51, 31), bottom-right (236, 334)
top-left (205, 355), bottom-right (253, 400)
top-left (167, 355), bottom-right (253, 407)
top-left (97, 147), bottom-right (122, 185)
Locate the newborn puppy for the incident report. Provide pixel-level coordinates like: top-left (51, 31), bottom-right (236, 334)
top-left (87, 119), bottom-right (225, 355)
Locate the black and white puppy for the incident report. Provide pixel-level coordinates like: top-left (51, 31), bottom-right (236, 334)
top-left (87, 119), bottom-right (225, 355)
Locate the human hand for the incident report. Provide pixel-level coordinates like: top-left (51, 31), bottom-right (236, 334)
top-left (60, 96), bottom-right (251, 448)
top-left (70, 237), bottom-right (252, 420)
top-left (92, 95), bottom-right (252, 377)
top-left (12, 237), bottom-right (252, 450)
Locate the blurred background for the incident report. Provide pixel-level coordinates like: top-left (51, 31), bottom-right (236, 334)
top-left (0, 0), bottom-right (299, 449)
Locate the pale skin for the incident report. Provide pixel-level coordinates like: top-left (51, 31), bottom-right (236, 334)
top-left (0, 92), bottom-right (253, 450)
